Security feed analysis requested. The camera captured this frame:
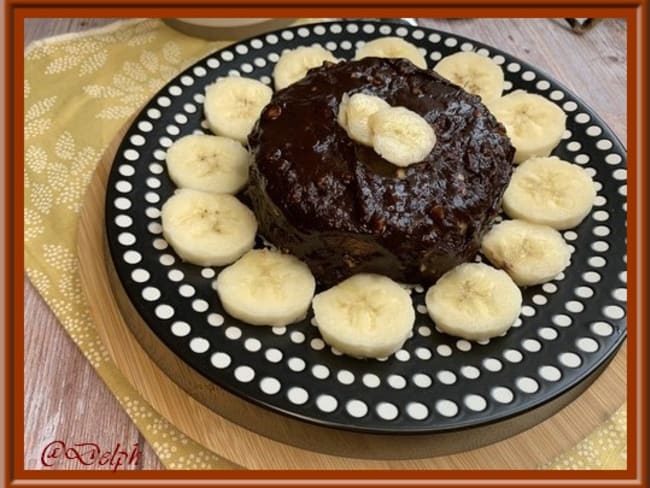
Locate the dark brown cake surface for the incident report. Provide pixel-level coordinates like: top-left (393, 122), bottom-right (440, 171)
top-left (247, 57), bottom-right (515, 285)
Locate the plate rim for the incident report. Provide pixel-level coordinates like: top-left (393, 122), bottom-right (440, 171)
top-left (104, 19), bottom-right (628, 435)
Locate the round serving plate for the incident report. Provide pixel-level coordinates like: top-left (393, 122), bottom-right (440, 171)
top-left (105, 20), bottom-right (627, 434)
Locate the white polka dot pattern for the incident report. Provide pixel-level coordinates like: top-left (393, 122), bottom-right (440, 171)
top-left (105, 20), bottom-right (626, 433)
top-left (346, 399), bottom-right (368, 418)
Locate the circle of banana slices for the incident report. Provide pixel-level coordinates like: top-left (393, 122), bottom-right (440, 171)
top-left (486, 91), bottom-right (567, 164)
top-left (161, 189), bottom-right (257, 267)
top-left (355, 36), bottom-right (428, 69)
top-left (312, 274), bottom-right (415, 359)
top-left (434, 51), bottom-right (505, 104)
top-left (166, 134), bottom-right (250, 194)
top-left (425, 263), bottom-right (523, 341)
top-left (216, 249), bottom-right (316, 327)
top-left (156, 35), bottom-right (598, 357)
top-left (503, 156), bottom-right (597, 230)
top-left (481, 219), bottom-right (571, 287)
top-left (273, 45), bottom-right (338, 90)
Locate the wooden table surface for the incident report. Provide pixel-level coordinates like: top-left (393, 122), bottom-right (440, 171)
top-left (23, 17), bottom-right (627, 471)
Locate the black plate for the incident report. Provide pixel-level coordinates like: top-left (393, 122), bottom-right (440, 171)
top-left (105, 20), bottom-right (627, 434)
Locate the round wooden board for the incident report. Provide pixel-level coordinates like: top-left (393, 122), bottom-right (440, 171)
top-left (77, 123), bottom-right (627, 469)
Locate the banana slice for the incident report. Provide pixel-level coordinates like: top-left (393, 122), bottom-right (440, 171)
top-left (161, 189), bottom-right (257, 267)
top-left (434, 51), bottom-right (504, 104)
top-left (354, 37), bottom-right (427, 69)
top-left (486, 90), bottom-right (566, 163)
top-left (166, 134), bottom-right (250, 194)
top-left (273, 45), bottom-right (337, 90)
top-left (312, 273), bottom-right (415, 359)
top-left (337, 92), bottom-right (390, 145)
top-left (481, 219), bottom-right (571, 286)
top-left (425, 263), bottom-right (522, 341)
top-left (503, 156), bottom-right (596, 229)
top-left (215, 249), bottom-right (316, 327)
top-left (204, 77), bottom-right (272, 143)
top-left (368, 106), bottom-right (436, 166)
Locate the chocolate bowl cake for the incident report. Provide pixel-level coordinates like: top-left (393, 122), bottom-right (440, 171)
top-left (247, 57), bottom-right (515, 286)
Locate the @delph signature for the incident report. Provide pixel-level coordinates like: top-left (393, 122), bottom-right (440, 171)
top-left (40, 440), bottom-right (143, 471)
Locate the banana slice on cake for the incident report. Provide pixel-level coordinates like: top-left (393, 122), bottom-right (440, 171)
top-left (425, 263), bottom-right (522, 341)
top-left (312, 273), bottom-right (415, 359)
top-left (486, 90), bottom-right (566, 163)
top-left (166, 134), bottom-right (250, 194)
top-left (215, 249), bottom-right (316, 327)
top-left (481, 219), bottom-right (571, 286)
top-left (204, 77), bottom-right (273, 143)
top-left (273, 45), bottom-right (337, 90)
top-left (355, 37), bottom-right (427, 69)
top-left (434, 51), bottom-right (505, 104)
top-left (337, 92), bottom-right (390, 145)
top-left (161, 189), bottom-right (257, 267)
top-left (503, 156), bottom-right (596, 229)
top-left (368, 106), bottom-right (436, 166)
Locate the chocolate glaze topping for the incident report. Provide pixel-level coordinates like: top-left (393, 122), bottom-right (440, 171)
top-left (248, 57), bottom-right (515, 286)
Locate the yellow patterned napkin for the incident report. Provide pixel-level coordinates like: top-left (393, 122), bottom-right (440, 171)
top-left (24, 18), bottom-right (626, 470)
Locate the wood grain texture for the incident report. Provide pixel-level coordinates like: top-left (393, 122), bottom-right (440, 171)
top-left (417, 18), bottom-right (627, 145)
top-left (23, 18), bottom-right (121, 47)
top-left (24, 17), bottom-right (627, 471)
top-left (23, 277), bottom-right (162, 470)
top-left (77, 130), bottom-right (626, 468)
top-left (23, 17), bottom-right (161, 471)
